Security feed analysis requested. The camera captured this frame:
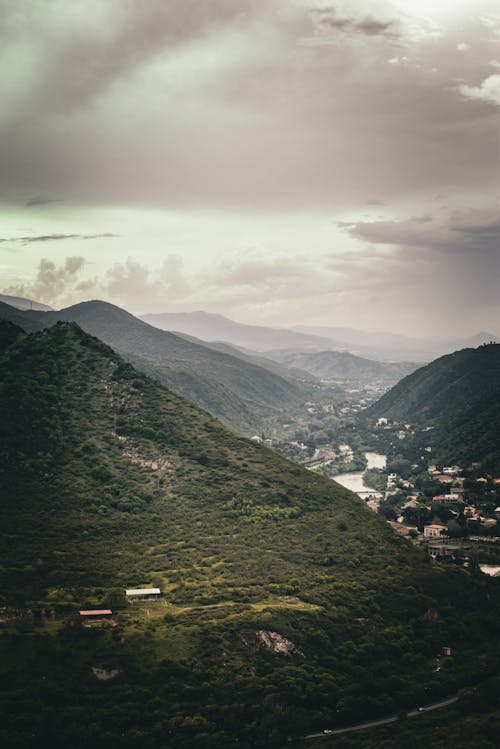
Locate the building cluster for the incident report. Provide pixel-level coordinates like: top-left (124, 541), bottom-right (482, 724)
top-left (79, 587), bottom-right (162, 624)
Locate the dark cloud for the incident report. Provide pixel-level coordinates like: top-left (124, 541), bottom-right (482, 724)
top-left (313, 7), bottom-right (399, 38)
top-left (355, 17), bottom-right (397, 37)
top-left (25, 197), bottom-right (63, 207)
top-left (342, 210), bottom-right (500, 254)
top-left (0, 0), bottom-right (499, 337)
top-left (0, 1), bottom-right (497, 207)
top-left (1, 1), bottom-right (262, 119)
top-left (0, 233), bottom-right (117, 244)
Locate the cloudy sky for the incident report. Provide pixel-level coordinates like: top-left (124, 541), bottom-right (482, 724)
top-left (1, 0), bottom-right (499, 336)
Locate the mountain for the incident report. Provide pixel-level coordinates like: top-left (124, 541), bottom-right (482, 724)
top-left (294, 324), bottom-right (428, 351)
top-left (294, 325), bottom-right (500, 363)
top-left (367, 344), bottom-right (500, 470)
top-left (0, 300), bottom-right (305, 434)
top-left (0, 301), bottom-right (47, 332)
top-left (0, 293), bottom-right (52, 311)
top-left (1, 321), bottom-right (499, 748)
top-left (263, 349), bottom-right (419, 389)
top-left (142, 310), bottom-right (341, 351)
top-left (175, 333), bottom-right (320, 385)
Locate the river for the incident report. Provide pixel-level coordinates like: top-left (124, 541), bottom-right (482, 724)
top-left (334, 452), bottom-right (387, 500)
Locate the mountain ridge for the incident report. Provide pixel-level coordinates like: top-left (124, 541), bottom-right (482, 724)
top-left (366, 343), bottom-right (500, 470)
top-left (0, 293), bottom-right (53, 311)
top-left (262, 348), bottom-right (419, 388)
top-left (142, 310), bottom-right (343, 351)
top-left (2, 320), bottom-right (500, 747)
top-left (0, 300), bottom-right (305, 434)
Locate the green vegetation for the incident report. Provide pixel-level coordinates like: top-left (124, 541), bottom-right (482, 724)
top-left (366, 344), bottom-right (500, 471)
top-left (296, 673), bottom-right (500, 748)
top-left (0, 300), bottom-right (306, 434)
top-left (363, 468), bottom-right (387, 493)
top-left (1, 322), bottom-right (500, 748)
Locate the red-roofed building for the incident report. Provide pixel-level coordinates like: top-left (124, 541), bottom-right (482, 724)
top-left (424, 524), bottom-right (447, 539)
top-left (435, 475), bottom-right (454, 484)
top-left (79, 609), bottom-right (112, 619)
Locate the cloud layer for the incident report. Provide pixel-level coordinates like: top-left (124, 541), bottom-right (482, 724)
top-left (1, 1), bottom-right (499, 336)
top-left (0, 0), bottom-right (498, 207)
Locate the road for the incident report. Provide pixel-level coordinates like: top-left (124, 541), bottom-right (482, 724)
top-left (305, 696), bottom-right (458, 739)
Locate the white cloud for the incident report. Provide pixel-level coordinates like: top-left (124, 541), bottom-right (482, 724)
top-left (459, 73), bottom-right (500, 105)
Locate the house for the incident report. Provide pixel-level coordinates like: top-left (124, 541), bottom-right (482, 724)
top-left (480, 518), bottom-right (497, 528)
top-left (125, 587), bottom-right (161, 602)
top-left (424, 524), bottom-right (447, 539)
top-left (387, 473), bottom-right (398, 488)
top-left (388, 521), bottom-right (411, 536)
top-left (435, 474), bottom-right (455, 485)
top-left (433, 494), bottom-right (460, 505)
top-left (79, 609), bottom-right (113, 620)
top-left (427, 543), bottom-right (463, 559)
top-left (443, 466), bottom-right (461, 476)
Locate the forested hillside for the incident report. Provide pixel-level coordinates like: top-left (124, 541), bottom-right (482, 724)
top-left (0, 300), bottom-right (305, 434)
top-left (1, 321), bottom-right (500, 748)
top-left (367, 344), bottom-right (500, 470)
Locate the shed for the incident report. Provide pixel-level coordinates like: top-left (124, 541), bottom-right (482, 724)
top-left (125, 587), bottom-right (161, 602)
top-left (79, 609), bottom-right (112, 619)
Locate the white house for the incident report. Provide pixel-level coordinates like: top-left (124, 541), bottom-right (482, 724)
top-left (424, 524), bottom-right (447, 539)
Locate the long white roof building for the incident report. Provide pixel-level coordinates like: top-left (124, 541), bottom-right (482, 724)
top-left (125, 588), bottom-right (161, 596)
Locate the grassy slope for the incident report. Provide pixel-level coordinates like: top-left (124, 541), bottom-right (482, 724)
top-left (1, 322), bottom-right (500, 749)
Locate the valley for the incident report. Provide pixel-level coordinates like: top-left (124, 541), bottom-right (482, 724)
top-left (1, 306), bottom-right (499, 749)
top-left (1, 320), bottom-right (500, 748)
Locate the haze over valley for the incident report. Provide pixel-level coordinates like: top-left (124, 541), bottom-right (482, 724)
top-left (1, 1), bottom-right (500, 747)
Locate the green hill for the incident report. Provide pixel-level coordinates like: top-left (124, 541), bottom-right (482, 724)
top-left (265, 348), bottom-right (418, 388)
top-left (366, 344), bottom-right (500, 470)
top-left (0, 300), bottom-right (305, 434)
top-left (1, 322), bottom-right (500, 748)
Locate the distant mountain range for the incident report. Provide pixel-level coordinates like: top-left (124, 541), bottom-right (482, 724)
top-left (264, 349), bottom-right (419, 389)
top-left (143, 310), bottom-right (498, 362)
top-left (0, 300), bottom-right (422, 432)
top-left (142, 310), bottom-right (341, 351)
top-left (0, 300), bottom-right (305, 434)
top-left (0, 293), bottom-right (52, 311)
top-left (174, 333), bottom-right (319, 385)
top-left (367, 343), bottom-right (500, 471)
top-left (293, 325), bottom-right (500, 362)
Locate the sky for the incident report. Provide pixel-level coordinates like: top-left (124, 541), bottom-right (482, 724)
top-left (0, 0), bottom-right (499, 336)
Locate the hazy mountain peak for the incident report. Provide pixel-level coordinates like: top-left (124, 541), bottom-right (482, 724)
top-left (0, 293), bottom-right (52, 311)
top-left (142, 310), bottom-right (340, 352)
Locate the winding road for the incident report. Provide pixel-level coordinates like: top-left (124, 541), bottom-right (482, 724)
top-left (305, 696), bottom-right (459, 739)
